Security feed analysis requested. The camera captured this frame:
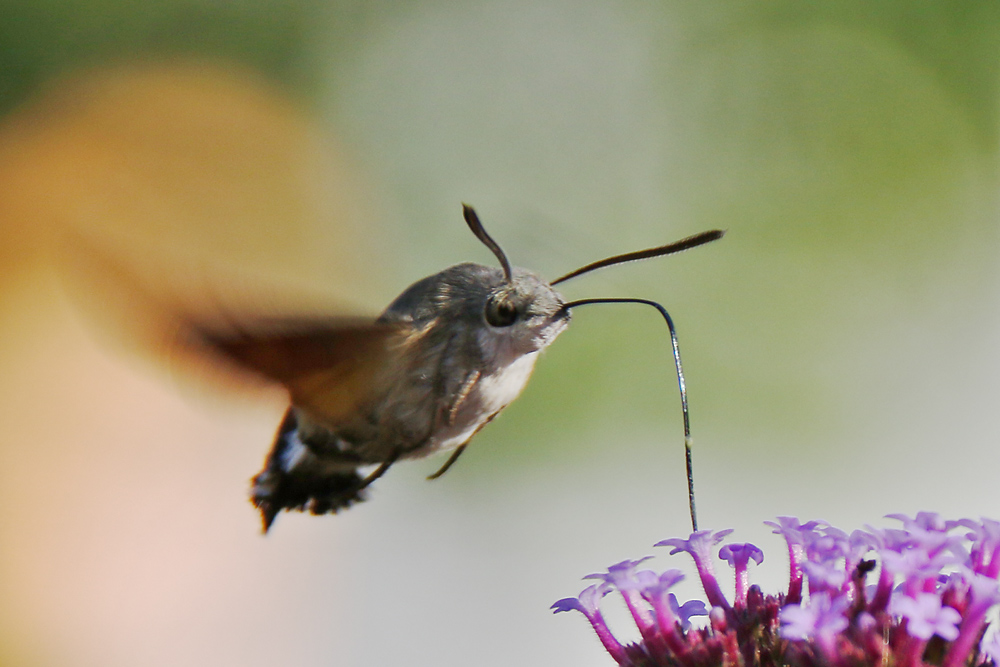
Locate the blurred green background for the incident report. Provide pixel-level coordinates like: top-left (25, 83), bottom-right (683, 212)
top-left (0, 2), bottom-right (997, 666)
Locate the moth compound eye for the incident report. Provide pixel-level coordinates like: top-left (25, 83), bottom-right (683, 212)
top-left (485, 297), bottom-right (518, 327)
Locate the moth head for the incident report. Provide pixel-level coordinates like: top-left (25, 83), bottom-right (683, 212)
top-left (460, 203), bottom-right (724, 356)
top-left (462, 205), bottom-right (569, 353)
top-left (480, 269), bottom-right (569, 354)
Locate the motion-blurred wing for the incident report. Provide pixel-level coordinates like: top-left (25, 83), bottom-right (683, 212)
top-left (190, 318), bottom-right (406, 425)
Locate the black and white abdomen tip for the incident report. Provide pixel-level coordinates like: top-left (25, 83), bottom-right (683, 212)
top-left (250, 410), bottom-right (369, 532)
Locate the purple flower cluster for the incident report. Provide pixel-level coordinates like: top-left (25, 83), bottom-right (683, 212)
top-left (553, 513), bottom-right (1000, 667)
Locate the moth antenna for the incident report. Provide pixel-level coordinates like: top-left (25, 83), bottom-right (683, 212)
top-left (552, 229), bottom-right (725, 286)
top-left (562, 297), bottom-right (699, 532)
top-left (462, 204), bottom-right (512, 282)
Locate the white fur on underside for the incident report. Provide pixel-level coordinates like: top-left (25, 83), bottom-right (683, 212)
top-left (425, 350), bottom-right (539, 455)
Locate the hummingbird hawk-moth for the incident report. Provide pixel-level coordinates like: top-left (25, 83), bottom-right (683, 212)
top-left (187, 205), bottom-right (723, 531)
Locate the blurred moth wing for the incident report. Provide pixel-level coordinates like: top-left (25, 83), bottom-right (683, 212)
top-left (59, 229), bottom-right (396, 415)
top-left (189, 318), bottom-right (409, 425)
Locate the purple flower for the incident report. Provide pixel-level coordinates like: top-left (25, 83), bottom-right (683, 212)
top-left (637, 569), bottom-right (691, 655)
top-left (718, 543), bottom-right (763, 605)
top-left (981, 633), bottom-right (1000, 664)
top-left (584, 558), bottom-right (660, 643)
top-left (655, 529), bottom-right (733, 610)
top-left (802, 560), bottom-right (848, 594)
top-left (551, 583), bottom-right (626, 663)
top-left (962, 518), bottom-right (1000, 578)
top-left (890, 592), bottom-right (961, 640)
top-left (764, 517), bottom-right (821, 603)
top-left (944, 570), bottom-right (1000, 667)
top-left (670, 594), bottom-right (708, 628)
top-left (554, 514), bottom-right (1000, 667)
top-left (780, 592), bottom-right (850, 656)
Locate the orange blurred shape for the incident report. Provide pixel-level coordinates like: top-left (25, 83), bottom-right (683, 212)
top-left (0, 61), bottom-right (376, 385)
top-left (0, 62), bottom-right (372, 666)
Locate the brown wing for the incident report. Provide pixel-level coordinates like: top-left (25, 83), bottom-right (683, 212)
top-left (188, 317), bottom-right (407, 425)
top-left (56, 218), bottom-right (404, 425)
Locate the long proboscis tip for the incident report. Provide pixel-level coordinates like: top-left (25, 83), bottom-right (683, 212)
top-left (561, 296), bottom-right (700, 532)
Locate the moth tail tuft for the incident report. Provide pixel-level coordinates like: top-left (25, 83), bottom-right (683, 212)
top-left (251, 410), bottom-right (369, 533)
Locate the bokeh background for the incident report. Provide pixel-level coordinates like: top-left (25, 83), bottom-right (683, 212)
top-left (0, 2), bottom-right (998, 665)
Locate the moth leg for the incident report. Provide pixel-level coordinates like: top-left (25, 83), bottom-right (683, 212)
top-left (357, 447), bottom-right (402, 491)
top-left (425, 371), bottom-right (482, 479)
top-left (425, 409), bottom-right (500, 480)
top-left (444, 370), bottom-right (481, 426)
top-left (426, 365), bottom-right (480, 441)
top-left (426, 444), bottom-right (467, 480)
